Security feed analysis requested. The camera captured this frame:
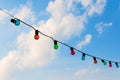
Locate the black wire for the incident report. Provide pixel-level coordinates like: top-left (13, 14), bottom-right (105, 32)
top-left (0, 8), bottom-right (120, 64)
top-left (0, 8), bottom-right (15, 18)
top-left (19, 19), bottom-right (36, 30)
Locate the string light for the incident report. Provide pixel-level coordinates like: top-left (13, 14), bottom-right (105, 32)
top-left (101, 60), bottom-right (107, 65)
top-left (93, 57), bottom-right (97, 64)
top-left (109, 61), bottom-right (112, 67)
top-left (0, 8), bottom-right (120, 68)
top-left (81, 53), bottom-right (85, 61)
top-left (54, 40), bottom-right (59, 50)
top-left (34, 30), bottom-right (39, 40)
top-left (10, 18), bottom-right (20, 26)
top-left (115, 62), bottom-right (119, 68)
top-left (70, 47), bottom-right (75, 55)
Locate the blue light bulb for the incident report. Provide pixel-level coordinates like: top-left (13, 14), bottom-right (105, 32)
top-left (14, 19), bottom-right (20, 26)
top-left (11, 19), bottom-right (20, 26)
top-left (115, 62), bottom-right (119, 68)
top-left (81, 56), bottom-right (85, 61)
top-left (116, 65), bottom-right (119, 68)
top-left (81, 53), bottom-right (85, 61)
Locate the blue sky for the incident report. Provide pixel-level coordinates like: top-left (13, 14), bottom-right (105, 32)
top-left (0, 0), bottom-right (120, 80)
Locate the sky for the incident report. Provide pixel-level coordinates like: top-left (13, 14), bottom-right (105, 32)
top-left (0, 0), bottom-right (120, 80)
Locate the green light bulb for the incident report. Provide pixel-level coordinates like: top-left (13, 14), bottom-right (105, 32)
top-left (54, 44), bottom-right (59, 49)
top-left (103, 61), bottom-right (107, 65)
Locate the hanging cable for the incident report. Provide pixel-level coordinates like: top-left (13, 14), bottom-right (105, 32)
top-left (0, 8), bottom-right (120, 68)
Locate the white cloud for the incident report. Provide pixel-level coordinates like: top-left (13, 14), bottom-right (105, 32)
top-left (46, 0), bottom-right (74, 19)
top-left (65, 67), bottom-right (74, 71)
top-left (0, 9), bottom-right (8, 21)
top-left (96, 22), bottom-right (112, 34)
top-left (0, 31), bottom-right (56, 80)
top-left (11, 2), bottom-right (35, 22)
top-left (80, 0), bottom-right (92, 8)
top-left (75, 68), bottom-right (88, 76)
top-left (76, 34), bottom-right (92, 49)
top-left (90, 68), bottom-right (102, 74)
top-left (75, 68), bottom-right (102, 78)
top-left (87, 0), bottom-right (106, 16)
top-left (0, 0), bottom-right (107, 79)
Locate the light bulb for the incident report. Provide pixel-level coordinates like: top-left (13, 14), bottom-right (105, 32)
top-left (93, 57), bottom-right (97, 64)
top-left (70, 47), bottom-right (75, 55)
top-left (109, 61), bottom-right (112, 67)
top-left (11, 18), bottom-right (20, 26)
top-left (54, 40), bottom-right (59, 50)
top-left (104, 61), bottom-right (107, 65)
top-left (81, 53), bottom-right (85, 61)
top-left (34, 30), bottom-right (39, 40)
top-left (115, 62), bottom-right (119, 68)
top-left (101, 60), bottom-right (107, 65)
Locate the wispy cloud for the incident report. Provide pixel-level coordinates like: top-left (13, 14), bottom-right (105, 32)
top-left (75, 68), bottom-right (102, 78)
top-left (87, 0), bottom-right (106, 16)
top-left (96, 22), bottom-right (112, 35)
top-left (76, 34), bottom-right (92, 49)
top-left (90, 68), bottom-right (102, 74)
top-left (13, 2), bottom-right (35, 22)
top-left (0, 9), bottom-right (8, 21)
top-left (75, 68), bottom-right (88, 76)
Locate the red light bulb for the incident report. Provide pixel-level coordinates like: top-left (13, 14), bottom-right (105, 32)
top-left (71, 50), bottom-right (75, 55)
top-left (93, 57), bottom-right (97, 64)
top-left (34, 35), bottom-right (39, 40)
top-left (109, 61), bottom-right (112, 67)
top-left (70, 47), bottom-right (75, 55)
top-left (34, 30), bottom-right (39, 40)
